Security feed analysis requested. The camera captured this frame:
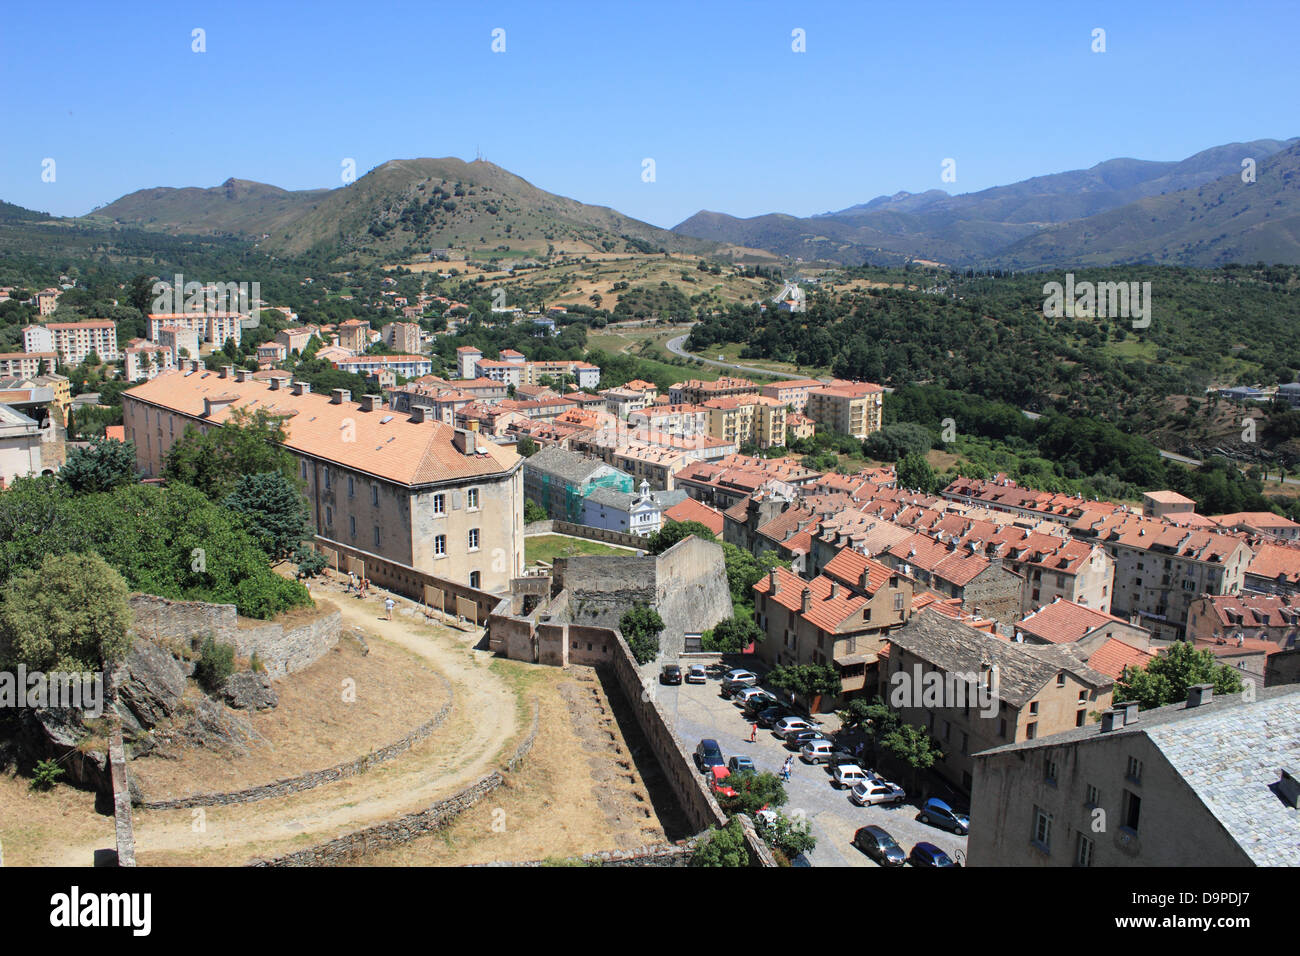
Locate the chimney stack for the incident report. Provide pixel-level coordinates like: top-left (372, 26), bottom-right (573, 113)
top-left (409, 405), bottom-right (428, 423)
top-left (331, 388), bottom-right (351, 405)
top-left (769, 568), bottom-right (779, 594)
top-left (219, 365), bottom-right (233, 379)
top-left (291, 381), bottom-right (310, 396)
top-left (359, 394), bottom-right (380, 412)
top-left (829, 581), bottom-right (839, 599)
top-left (1277, 769), bottom-right (1300, 810)
top-left (269, 376), bottom-right (282, 390)
top-left (1120, 701), bottom-right (1139, 725)
top-left (453, 428), bottom-right (477, 456)
top-left (1100, 709), bottom-right (1122, 733)
top-left (234, 368), bottom-right (251, 383)
top-left (1186, 683), bottom-right (1214, 708)
top-left (801, 588), bottom-right (812, 614)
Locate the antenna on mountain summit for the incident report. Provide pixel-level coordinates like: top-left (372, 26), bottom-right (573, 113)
top-left (475, 145), bottom-right (483, 162)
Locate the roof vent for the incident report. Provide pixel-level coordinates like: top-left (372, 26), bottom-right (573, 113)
top-left (1186, 683), bottom-right (1214, 708)
top-left (1274, 769), bottom-right (1300, 810)
top-left (359, 394), bottom-right (380, 412)
top-left (1118, 700), bottom-right (1139, 725)
top-left (1099, 709), bottom-right (1123, 733)
top-left (291, 381), bottom-right (310, 396)
top-left (331, 388), bottom-right (351, 405)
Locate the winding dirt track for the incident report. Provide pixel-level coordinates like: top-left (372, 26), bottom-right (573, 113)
top-left (48, 588), bottom-right (520, 866)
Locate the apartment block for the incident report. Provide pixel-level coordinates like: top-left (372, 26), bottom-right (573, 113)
top-left (804, 380), bottom-right (883, 439)
top-left (0, 352), bottom-right (57, 379)
top-left (760, 378), bottom-right (827, 414)
top-left (122, 365), bottom-right (524, 592)
top-left (668, 377), bottom-right (759, 406)
top-left (24, 321), bottom-right (120, 365)
top-left (381, 321), bottom-right (422, 354)
top-left (333, 354), bottom-right (433, 379)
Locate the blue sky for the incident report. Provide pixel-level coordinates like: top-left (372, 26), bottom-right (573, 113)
top-left (5, 0), bottom-right (1298, 225)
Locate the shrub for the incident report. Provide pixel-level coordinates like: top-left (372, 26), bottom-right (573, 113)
top-left (195, 636), bottom-right (236, 692)
top-left (31, 758), bottom-right (65, 791)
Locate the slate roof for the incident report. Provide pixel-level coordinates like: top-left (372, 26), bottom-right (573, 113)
top-left (524, 444), bottom-right (614, 485)
top-left (978, 686), bottom-right (1300, 867)
top-left (884, 607), bottom-right (1112, 706)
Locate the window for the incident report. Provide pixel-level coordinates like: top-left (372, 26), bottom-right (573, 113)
top-left (1075, 833), bottom-right (1094, 868)
top-left (468, 528), bottom-right (480, 551)
top-left (324, 468), bottom-right (331, 491)
top-left (1029, 701), bottom-right (1039, 717)
top-left (1078, 690), bottom-right (1088, 704)
top-left (1025, 722), bottom-right (1038, 740)
top-left (467, 488), bottom-right (479, 509)
top-left (300, 460), bottom-right (308, 479)
top-left (1032, 807), bottom-right (1053, 851)
top-left (433, 493), bottom-right (446, 515)
top-left (1044, 757), bottom-right (1058, 783)
top-left (1126, 756), bottom-right (1143, 784)
top-left (373, 526), bottom-right (381, 548)
top-left (1075, 710), bottom-right (1086, 727)
top-left (347, 476), bottom-right (355, 498)
top-left (349, 516), bottom-right (356, 537)
top-left (893, 593), bottom-right (904, 611)
top-left (469, 571), bottom-right (481, 588)
top-left (1122, 790), bottom-right (1142, 832)
top-left (1057, 672), bottom-right (1066, 688)
top-left (371, 484), bottom-right (379, 506)
top-left (434, 534), bottom-right (446, 557)
top-left (1085, 784), bottom-right (1101, 808)
top-left (325, 506), bottom-right (333, 526)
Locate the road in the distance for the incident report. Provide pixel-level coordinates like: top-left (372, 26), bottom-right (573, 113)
top-left (665, 333), bottom-right (813, 381)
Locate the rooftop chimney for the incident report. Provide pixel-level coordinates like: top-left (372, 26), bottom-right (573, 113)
top-left (359, 394), bottom-right (380, 412)
top-left (269, 376), bottom-right (282, 390)
top-left (409, 405), bottom-right (428, 423)
top-left (234, 369), bottom-right (251, 383)
top-left (331, 388), bottom-right (351, 405)
top-left (453, 428), bottom-right (477, 456)
top-left (769, 568), bottom-right (779, 594)
top-left (291, 381), bottom-right (310, 396)
top-left (219, 365), bottom-right (234, 379)
top-left (829, 581), bottom-right (839, 599)
top-left (1186, 683), bottom-right (1214, 708)
top-left (1276, 769), bottom-right (1300, 810)
top-left (1119, 700), bottom-right (1139, 725)
top-left (1100, 709), bottom-right (1123, 733)
top-left (801, 588), bottom-right (812, 613)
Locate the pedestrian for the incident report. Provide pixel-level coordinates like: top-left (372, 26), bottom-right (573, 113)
top-left (384, 596), bottom-right (395, 621)
top-left (749, 723), bottom-right (757, 743)
top-left (348, 571), bottom-right (356, 594)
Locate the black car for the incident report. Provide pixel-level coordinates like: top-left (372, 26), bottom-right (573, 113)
top-left (693, 738), bottom-right (725, 773)
top-left (909, 842), bottom-right (959, 868)
top-left (756, 705), bottom-right (793, 729)
top-left (826, 749), bottom-right (861, 769)
top-left (660, 664), bottom-right (682, 685)
top-left (785, 729), bottom-right (829, 750)
top-left (853, 826), bottom-right (906, 867)
top-left (741, 693), bottom-right (779, 717)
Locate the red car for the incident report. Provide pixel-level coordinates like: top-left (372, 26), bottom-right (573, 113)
top-left (709, 765), bottom-right (738, 798)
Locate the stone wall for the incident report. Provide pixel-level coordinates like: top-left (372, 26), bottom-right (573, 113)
top-left (472, 839), bottom-right (700, 867)
top-left (109, 727), bottom-right (136, 867)
top-left (126, 594), bottom-right (341, 681)
top-left (249, 701), bottom-right (540, 866)
top-left (137, 676), bottom-right (454, 809)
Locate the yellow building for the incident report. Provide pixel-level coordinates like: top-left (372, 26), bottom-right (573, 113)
top-left (805, 380), bottom-right (884, 439)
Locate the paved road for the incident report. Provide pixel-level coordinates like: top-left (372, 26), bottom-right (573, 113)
top-left (666, 334), bottom-right (814, 382)
top-left (653, 674), bottom-right (967, 867)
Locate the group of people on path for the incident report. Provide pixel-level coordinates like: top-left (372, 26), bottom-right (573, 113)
top-left (346, 571), bottom-right (396, 620)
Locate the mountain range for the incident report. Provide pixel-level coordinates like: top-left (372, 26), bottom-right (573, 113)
top-left (8, 137), bottom-right (1300, 269)
top-left (672, 138), bottom-right (1300, 268)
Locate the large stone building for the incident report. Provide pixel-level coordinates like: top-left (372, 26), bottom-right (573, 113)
top-left (882, 608), bottom-right (1114, 793)
top-left (523, 444), bottom-right (633, 522)
top-left (1186, 592), bottom-right (1300, 649)
top-left (969, 686), bottom-right (1300, 867)
top-left (121, 364), bottom-right (525, 592)
top-left (1070, 512), bottom-right (1253, 641)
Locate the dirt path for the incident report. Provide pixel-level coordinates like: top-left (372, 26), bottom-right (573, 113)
top-left (45, 585), bottom-right (521, 866)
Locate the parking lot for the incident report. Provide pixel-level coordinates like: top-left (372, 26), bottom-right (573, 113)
top-left (653, 668), bottom-right (968, 867)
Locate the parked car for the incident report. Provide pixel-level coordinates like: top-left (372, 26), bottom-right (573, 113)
top-left (660, 664), bottom-right (682, 685)
top-left (773, 717), bottom-right (815, 739)
top-left (727, 755), bottom-right (756, 775)
top-left (785, 728), bottom-right (828, 749)
top-left (723, 667), bottom-right (756, 683)
top-left (736, 687), bottom-right (776, 708)
top-left (909, 842), bottom-right (958, 867)
top-left (721, 671), bottom-right (759, 697)
top-left (853, 825), bottom-right (906, 867)
top-left (832, 764), bottom-right (871, 789)
top-left (709, 765), bottom-right (738, 798)
top-left (827, 749), bottom-right (863, 769)
top-left (919, 798), bottom-right (969, 836)
top-left (849, 779), bottom-right (907, 807)
top-left (685, 664), bottom-right (708, 684)
top-left (799, 740), bottom-right (836, 764)
top-left (693, 738), bottom-right (725, 773)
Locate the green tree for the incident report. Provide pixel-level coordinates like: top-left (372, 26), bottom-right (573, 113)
top-left (223, 472), bottom-right (313, 560)
top-left (294, 543), bottom-right (327, 579)
top-left (690, 817), bottom-right (749, 867)
top-left (619, 603), bottom-right (664, 664)
top-left (59, 437), bottom-right (139, 493)
top-left (755, 811), bottom-right (817, 862)
top-left (838, 695), bottom-right (899, 743)
top-left (896, 451), bottom-right (938, 494)
top-left (194, 635), bottom-right (235, 692)
top-left (879, 723), bottom-right (943, 793)
top-left (164, 406), bottom-right (295, 500)
top-left (702, 615), bottom-right (763, 653)
top-left (0, 552), bottom-right (133, 671)
top-left (524, 498), bottom-right (548, 523)
top-left (766, 663), bottom-right (842, 707)
top-left (647, 520), bottom-right (716, 555)
top-left (516, 435), bottom-right (537, 457)
top-left (1115, 640), bottom-right (1245, 710)
top-left (720, 543), bottom-right (788, 606)
top-left (715, 770), bottom-right (787, 817)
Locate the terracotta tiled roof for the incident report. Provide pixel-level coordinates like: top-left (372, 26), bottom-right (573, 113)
top-left (753, 565), bottom-right (867, 634)
top-left (1018, 600), bottom-right (1131, 644)
top-left (124, 370), bottom-right (519, 487)
top-left (823, 547), bottom-right (898, 595)
top-left (663, 497), bottom-right (725, 536)
top-left (1086, 638), bottom-right (1155, 680)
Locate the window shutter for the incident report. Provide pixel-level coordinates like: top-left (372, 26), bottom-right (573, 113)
top-left (452, 491), bottom-right (462, 509)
